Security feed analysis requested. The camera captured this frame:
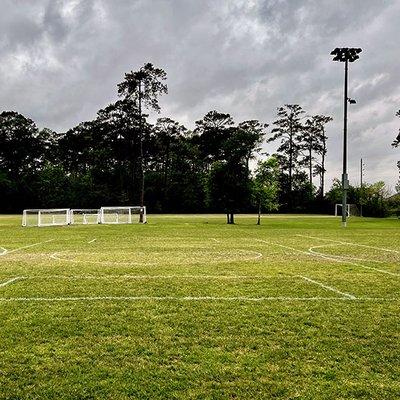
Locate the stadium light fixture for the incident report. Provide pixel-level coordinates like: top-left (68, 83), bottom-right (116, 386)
top-left (331, 47), bottom-right (362, 227)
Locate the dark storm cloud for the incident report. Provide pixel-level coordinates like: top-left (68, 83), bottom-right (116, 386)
top-left (0, 0), bottom-right (399, 189)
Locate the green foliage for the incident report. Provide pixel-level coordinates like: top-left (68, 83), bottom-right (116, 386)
top-left (326, 179), bottom-right (391, 217)
top-left (206, 161), bottom-right (251, 215)
top-left (252, 157), bottom-right (280, 223)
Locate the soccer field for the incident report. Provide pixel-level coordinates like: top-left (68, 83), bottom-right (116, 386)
top-left (0, 214), bottom-right (399, 399)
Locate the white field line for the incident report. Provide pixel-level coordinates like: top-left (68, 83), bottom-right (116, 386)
top-left (255, 239), bottom-right (312, 256)
top-left (256, 238), bottom-right (400, 277)
top-left (50, 249), bottom-right (263, 266)
top-left (0, 295), bottom-right (398, 303)
top-left (307, 245), bottom-right (400, 277)
top-left (0, 239), bottom-right (55, 257)
top-left (307, 243), bottom-right (388, 264)
top-left (25, 274), bottom-right (292, 280)
top-left (0, 277), bottom-right (25, 288)
top-left (297, 234), bottom-right (400, 254)
top-left (0, 247), bottom-right (7, 256)
top-left (88, 239), bottom-right (97, 244)
top-left (297, 275), bottom-right (356, 299)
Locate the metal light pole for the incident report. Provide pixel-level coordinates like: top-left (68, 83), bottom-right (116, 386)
top-left (331, 47), bottom-right (362, 227)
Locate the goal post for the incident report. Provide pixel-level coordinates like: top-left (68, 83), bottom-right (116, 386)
top-left (69, 209), bottom-right (100, 225)
top-left (99, 206), bottom-right (147, 224)
top-left (334, 204), bottom-right (360, 217)
top-left (22, 209), bottom-right (70, 227)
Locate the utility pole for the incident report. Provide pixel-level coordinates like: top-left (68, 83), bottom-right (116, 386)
top-left (330, 47), bottom-right (362, 227)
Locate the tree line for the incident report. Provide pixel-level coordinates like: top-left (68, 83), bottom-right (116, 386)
top-left (0, 63), bottom-right (398, 220)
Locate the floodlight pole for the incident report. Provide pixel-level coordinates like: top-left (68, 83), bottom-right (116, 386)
top-left (342, 59), bottom-right (349, 227)
top-left (331, 47), bottom-right (361, 227)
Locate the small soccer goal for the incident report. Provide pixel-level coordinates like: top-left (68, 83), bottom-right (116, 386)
top-left (22, 209), bottom-right (70, 227)
top-left (99, 206), bottom-right (147, 224)
top-left (334, 204), bottom-right (360, 217)
top-left (70, 209), bottom-right (100, 225)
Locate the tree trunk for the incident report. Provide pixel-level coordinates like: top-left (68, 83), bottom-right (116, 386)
top-left (309, 145), bottom-right (312, 188)
top-left (257, 200), bottom-right (261, 225)
top-left (230, 212), bottom-right (234, 224)
top-left (320, 135), bottom-right (326, 198)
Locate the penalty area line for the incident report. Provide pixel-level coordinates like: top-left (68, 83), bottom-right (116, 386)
top-left (297, 234), bottom-right (400, 254)
top-left (297, 275), bottom-right (356, 299)
top-left (0, 277), bottom-right (25, 288)
top-left (1, 239), bottom-right (55, 256)
top-left (0, 295), bottom-right (398, 303)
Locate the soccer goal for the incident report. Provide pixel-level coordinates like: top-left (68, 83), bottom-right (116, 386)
top-left (99, 206), bottom-right (147, 224)
top-left (334, 204), bottom-right (360, 217)
top-left (69, 209), bottom-right (100, 225)
top-left (22, 209), bottom-right (70, 227)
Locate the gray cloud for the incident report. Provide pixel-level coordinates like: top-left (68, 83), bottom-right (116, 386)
top-left (0, 0), bottom-right (399, 190)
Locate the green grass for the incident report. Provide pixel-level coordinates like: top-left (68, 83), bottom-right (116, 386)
top-left (0, 214), bottom-right (399, 399)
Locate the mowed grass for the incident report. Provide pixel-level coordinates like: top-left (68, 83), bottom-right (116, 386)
top-left (0, 214), bottom-right (399, 399)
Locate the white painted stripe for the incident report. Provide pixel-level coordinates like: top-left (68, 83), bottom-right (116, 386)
top-left (1, 239), bottom-right (55, 256)
top-left (26, 274), bottom-right (292, 280)
top-left (306, 243), bottom-right (387, 264)
top-left (0, 277), bottom-right (25, 288)
top-left (307, 245), bottom-right (400, 277)
top-left (297, 234), bottom-right (400, 254)
top-left (0, 295), bottom-right (398, 302)
top-left (256, 238), bottom-right (400, 277)
top-left (255, 239), bottom-right (312, 256)
top-left (0, 247), bottom-right (7, 256)
top-left (50, 249), bottom-right (263, 266)
top-left (297, 275), bottom-right (356, 299)
top-left (88, 239), bottom-right (96, 244)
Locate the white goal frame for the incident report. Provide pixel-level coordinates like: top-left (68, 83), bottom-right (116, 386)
top-left (99, 206), bottom-right (147, 224)
top-left (334, 204), bottom-right (360, 217)
top-left (69, 209), bottom-right (100, 225)
top-left (22, 208), bottom-right (71, 227)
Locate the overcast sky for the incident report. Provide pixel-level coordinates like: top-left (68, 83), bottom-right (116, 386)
top-left (1, 0), bottom-right (399, 190)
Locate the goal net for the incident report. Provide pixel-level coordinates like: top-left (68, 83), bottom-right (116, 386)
top-left (99, 206), bottom-right (147, 224)
top-left (22, 209), bottom-right (70, 227)
top-left (334, 204), bottom-right (360, 217)
top-left (70, 209), bottom-right (100, 225)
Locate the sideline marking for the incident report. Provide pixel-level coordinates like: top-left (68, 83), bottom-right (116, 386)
top-left (26, 274), bottom-right (291, 280)
top-left (0, 277), bottom-right (25, 288)
top-left (50, 248), bottom-right (263, 266)
top-left (0, 247), bottom-right (7, 256)
top-left (88, 239), bottom-right (97, 244)
top-left (297, 235), bottom-right (400, 254)
top-left (297, 275), bottom-right (356, 299)
top-left (0, 295), bottom-right (398, 303)
top-left (1, 239), bottom-right (55, 257)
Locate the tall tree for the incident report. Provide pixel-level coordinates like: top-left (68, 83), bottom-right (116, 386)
top-left (269, 104), bottom-right (305, 208)
top-left (252, 156), bottom-right (280, 225)
top-left (300, 115), bottom-right (332, 197)
top-left (117, 63), bottom-right (167, 216)
top-left (194, 110), bottom-right (235, 169)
